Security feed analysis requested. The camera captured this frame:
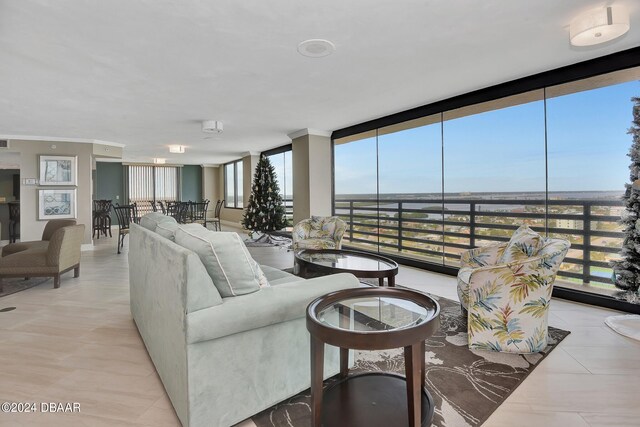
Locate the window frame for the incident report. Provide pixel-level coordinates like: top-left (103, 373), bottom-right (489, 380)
top-left (224, 159), bottom-right (243, 209)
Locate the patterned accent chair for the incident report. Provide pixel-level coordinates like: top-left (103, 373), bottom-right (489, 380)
top-left (456, 225), bottom-right (570, 353)
top-left (292, 216), bottom-right (347, 251)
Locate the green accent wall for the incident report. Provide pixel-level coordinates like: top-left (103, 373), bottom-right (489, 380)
top-left (182, 165), bottom-right (202, 202)
top-left (96, 162), bottom-right (124, 203)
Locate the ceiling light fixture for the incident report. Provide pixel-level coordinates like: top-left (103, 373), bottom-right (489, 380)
top-left (202, 120), bottom-right (223, 134)
top-left (154, 158), bottom-right (166, 164)
top-left (570, 6), bottom-right (630, 46)
top-left (169, 145), bottom-right (185, 154)
top-left (297, 39), bottom-right (335, 58)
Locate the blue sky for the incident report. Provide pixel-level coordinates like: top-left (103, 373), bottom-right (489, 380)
top-left (334, 79), bottom-right (639, 195)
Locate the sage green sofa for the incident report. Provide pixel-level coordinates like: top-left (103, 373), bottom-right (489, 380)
top-left (128, 222), bottom-right (359, 427)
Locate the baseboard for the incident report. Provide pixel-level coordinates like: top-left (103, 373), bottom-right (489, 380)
top-left (81, 243), bottom-right (95, 252)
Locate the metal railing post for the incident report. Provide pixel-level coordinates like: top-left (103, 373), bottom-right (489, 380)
top-left (583, 202), bottom-right (591, 284)
top-left (349, 201), bottom-right (354, 241)
top-left (469, 202), bottom-right (476, 248)
top-left (397, 202), bottom-right (403, 253)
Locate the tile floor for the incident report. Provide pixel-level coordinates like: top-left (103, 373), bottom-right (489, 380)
top-left (0, 231), bottom-right (638, 427)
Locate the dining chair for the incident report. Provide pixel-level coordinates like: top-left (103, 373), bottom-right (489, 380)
top-left (8, 201), bottom-right (20, 243)
top-left (211, 199), bottom-right (224, 231)
top-left (92, 199), bottom-right (112, 239)
top-left (112, 204), bottom-right (136, 254)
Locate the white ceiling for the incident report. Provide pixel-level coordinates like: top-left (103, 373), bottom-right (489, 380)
top-left (0, 0), bottom-right (639, 165)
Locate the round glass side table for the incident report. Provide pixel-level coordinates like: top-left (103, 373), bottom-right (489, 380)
top-left (306, 287), bottom-right (440, 427)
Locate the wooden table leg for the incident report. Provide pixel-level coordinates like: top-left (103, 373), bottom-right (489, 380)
top-left (388, 274), bottom-right (396, 287)
top-left (340, 347), bottom-right (349, 379)
top-left (311, 336), bottom-right (324, 427)
top-left (404, 343), bottom-right (422, 427)
top-left (379, 277), bottom-right (385, 287)
top-left (298, 262), bottom-right (307, 278)
top-left (338, 304), bottom-right (349, 378)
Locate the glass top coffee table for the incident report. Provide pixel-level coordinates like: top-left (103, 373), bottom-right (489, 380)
top-left (306, 287), bottom-right (440, 427)
top-left (295, 249), bottom-right (399, 286)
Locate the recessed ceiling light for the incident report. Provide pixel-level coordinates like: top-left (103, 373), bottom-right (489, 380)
top-left (297, 39), bottom-right (335, 58)
top-left (169, 145), bottom-right (185, 154)
top-left (154, 158), bottom-right (166, 164)
top-left (570, 6), bottom-right (629, 47)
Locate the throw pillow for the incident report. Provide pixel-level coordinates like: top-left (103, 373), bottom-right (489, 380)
top-left (174, 228), bottom-right (261, 297)
top-left (499, 225), bottom-right (545, 264)
top-left (140, 212), bottom-right (176, 231)
top-left (250, 259), bottom-right (270, 288)
top-left (321, 218), bottom-right (337, 237)
top-left (155, 221), bottom-right (181, 241)
top-left (155, 223), bottom-right (203, 241)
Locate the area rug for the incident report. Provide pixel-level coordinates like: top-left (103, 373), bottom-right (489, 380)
top-left (244, 234), bottom-right (292, 248)
top-left (251, 292), bottom-right (570, 427)
top-left (0, 277), bottom-right (50, 298)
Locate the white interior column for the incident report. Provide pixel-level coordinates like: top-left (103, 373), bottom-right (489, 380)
top-left (290, 129), bottom-right (332, 226)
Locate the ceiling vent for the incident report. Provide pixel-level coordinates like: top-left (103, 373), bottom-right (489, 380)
top-left (202, 120), bottom-right (223, 134)
top-left (0, 140), bottom-right (9, 149)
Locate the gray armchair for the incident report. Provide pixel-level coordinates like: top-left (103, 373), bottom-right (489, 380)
top-left (1, 219), bottom-right (77, 257)
top-left (0, 224), bottom-right (85, 290)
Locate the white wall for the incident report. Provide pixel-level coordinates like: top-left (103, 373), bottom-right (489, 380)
top-left (11, 140), bottom-right (94, 244)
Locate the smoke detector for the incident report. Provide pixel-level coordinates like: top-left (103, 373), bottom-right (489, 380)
top-left (202, 120), bottom-right (224, 133)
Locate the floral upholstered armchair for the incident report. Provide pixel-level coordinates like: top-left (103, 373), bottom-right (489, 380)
top-left (457, 225), bottom-right (570, 354)
top-left (292, 216), bottom-right (347, 251)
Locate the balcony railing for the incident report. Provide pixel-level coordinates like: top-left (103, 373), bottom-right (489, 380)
top-left (335, 197), bottom-right (625, 287)
top-left (283, 198), bottom-right (293, 223)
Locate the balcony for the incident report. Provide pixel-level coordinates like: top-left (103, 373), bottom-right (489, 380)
top-left (335, 196), bottom-right (624, 294)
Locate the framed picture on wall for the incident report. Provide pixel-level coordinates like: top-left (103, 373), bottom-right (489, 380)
top-left (38, 189), bottom-right (77, 220)
top-left (39, 155), bottom-right (77, 186)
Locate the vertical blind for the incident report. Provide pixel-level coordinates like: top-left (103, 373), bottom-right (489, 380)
top-left (126, 165), bottom-right (179, 202)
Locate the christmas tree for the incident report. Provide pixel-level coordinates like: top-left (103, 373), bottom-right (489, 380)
top-left (611, 96), bottom-right (640, 302)
top-left (242, 155), bottom-right (287, 238)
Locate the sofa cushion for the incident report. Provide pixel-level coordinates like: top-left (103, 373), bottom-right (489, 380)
top-left (0, 247), bottom-right (56, 275)
top-left (309, 229), bottom-right (331, 239)
top-left (174, 229), bottom-right (261, 297)
top-left (499, 225), bottom-right (545, 264)
top-left (1, 241), bottom-right (49, 257)
top-left (140, 212), bottom-right (176, 231)
top-left (260, 264), bottom-right (297, 282)
top-left (295, 238), bottom-right (338, 250)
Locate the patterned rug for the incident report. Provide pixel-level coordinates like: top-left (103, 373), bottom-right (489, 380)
top-left (251, 292), bottom-right (570, 427)
top-left (0, 277), bottom-right (50, 298)
top-left (244, 234), bottom-right (292, 248)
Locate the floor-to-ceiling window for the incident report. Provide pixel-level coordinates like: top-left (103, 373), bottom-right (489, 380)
top-left (333, 65), bottom-right (640, 300)
top-left (224, 160), bottom-right (243, 208)
top-left (334, 131), bottom-right (379, 252)
top-left (442, 91), bottom-right (546, 266)
top-left (265, 146), bottom-right (294, 227)
top-left (378, 116), bottom-right (444, 263)
top-left (546, 70), bottom-right (638, 295)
